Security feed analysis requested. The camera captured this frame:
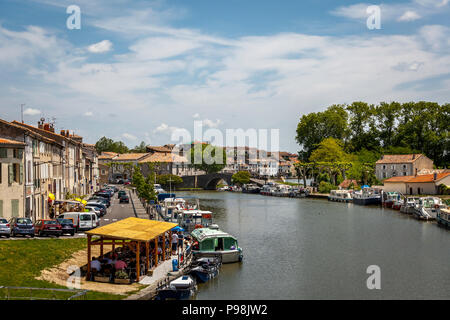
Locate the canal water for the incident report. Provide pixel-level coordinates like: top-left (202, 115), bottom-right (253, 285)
top-left (177, 191), bottom-right (450, 300)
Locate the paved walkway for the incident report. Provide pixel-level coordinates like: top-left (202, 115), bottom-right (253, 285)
top-left (128, 188), bottom-right (149, 219)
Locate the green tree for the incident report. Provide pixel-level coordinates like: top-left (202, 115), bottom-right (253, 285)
top-left (309, 138), bottom-right (349, 163)
top-left (95, 136), bottom-right (129, 154)
top-left (232, 171), bottom-right (251, 186)
top-left (156, 174), bottom-right (183, 188)
top-left (130, 141), bottom-right (147, 153)
top-left (189, 144), bottom-right (227, 174)
top-left (346, 102), bottom-right (379, 152)
top-left (296, 105), bottom-right (348, 161)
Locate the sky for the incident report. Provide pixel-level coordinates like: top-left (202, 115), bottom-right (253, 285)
top-left (0, 0), bottom-right (449, 153)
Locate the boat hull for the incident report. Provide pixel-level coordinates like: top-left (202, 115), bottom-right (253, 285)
top-left (193, 249), bottom-right (242, 263)
top-left (353, 197), bottom-right (381, 206)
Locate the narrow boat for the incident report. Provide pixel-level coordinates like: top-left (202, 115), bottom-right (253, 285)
top-left (289, 187), bottom-right (309, 198)
top-left (191, 228), bottom-right (243, 263)
top-left (437, 208), bottom-right (450, 228)
top-left (400, 197), bottom-right (421, 214)
top-left (328, 190), bottom-right (353, 202)
top-left (352, 187), bottom-right (382, 206)
top-left (155, 275), bottom-right (197, 300)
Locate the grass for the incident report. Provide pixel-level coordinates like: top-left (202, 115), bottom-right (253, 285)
top-left (0, 238), bottom-right (123, 300)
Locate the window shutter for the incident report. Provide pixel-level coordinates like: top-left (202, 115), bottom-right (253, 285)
top-left (19, 164), bottom-right (24, 184)
top-left (0, 200), bottom-right (3, 217)
top-left (18, 149), bottom-right (23, 159)
top-left (0, 148), bottom-right (7, 158)
top-left (8, 164), bottom-right (13, 185)
top-left (11, 200), bottom-right (19, 217)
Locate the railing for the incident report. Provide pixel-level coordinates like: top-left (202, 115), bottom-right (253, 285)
top-left (0, 286), bottom-right (88, 300)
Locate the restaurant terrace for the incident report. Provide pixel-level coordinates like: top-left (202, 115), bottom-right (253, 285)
top-left (85, 217), bottom-right (178, 282)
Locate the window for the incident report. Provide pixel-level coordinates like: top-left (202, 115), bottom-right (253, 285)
top-left (0, 148), bottom-right (7, 158)
top-left (382, 172), bottom-right (386, 178)
top-left (403, 172), bottom-right (407, 176)
top-left (11, 200), bottom-right (19, 217)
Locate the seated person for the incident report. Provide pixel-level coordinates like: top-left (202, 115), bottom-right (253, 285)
top-left (115, 259), bottom-right (127, 271)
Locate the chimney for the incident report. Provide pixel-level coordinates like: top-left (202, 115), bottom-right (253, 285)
top-left (60, 130), bottom-right (65, 136)
top-left (412, 154), bottom-right (415, 160)
top-left (415, 168), bottom-right (418, 176)
top-left (43, 123), bottom-right (50, 131)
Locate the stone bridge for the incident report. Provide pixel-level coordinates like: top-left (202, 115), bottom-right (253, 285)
top-left (177, 173), bottom-right (266, 190)
top-left (177, 173), bottom-right (233, 190)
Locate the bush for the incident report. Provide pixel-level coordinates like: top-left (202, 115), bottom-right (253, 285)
top-left (318, 181), bottom-right (335, 193)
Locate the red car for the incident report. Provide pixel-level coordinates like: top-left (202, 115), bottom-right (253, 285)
top-left (34, 219), bottom-right (63, 237)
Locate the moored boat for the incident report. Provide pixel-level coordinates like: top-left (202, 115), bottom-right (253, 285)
top-left (352, 187), bottom-right (382, 206)
top-left (328, 190), bottom-right (353, 202)
top-left (436, 208), bottom-right (450, 228)
top-left (155, 275), bottom-right (197, 300)
top-left (191, 228), bottom-right (243, 263)
top-left (242, 184), bottom-right (260, 194)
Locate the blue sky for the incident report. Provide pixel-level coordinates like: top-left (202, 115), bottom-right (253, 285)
top-left (0, 0), bottom-right (449, 152)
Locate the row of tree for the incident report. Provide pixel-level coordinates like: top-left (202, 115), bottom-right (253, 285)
top-left (296, 101), bottom-right (449, 167)
top-left (95, 137), bottom-right (147, 154)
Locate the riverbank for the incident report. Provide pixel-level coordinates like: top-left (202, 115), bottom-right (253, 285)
top-left (0, 238), bottom-right (122, 300)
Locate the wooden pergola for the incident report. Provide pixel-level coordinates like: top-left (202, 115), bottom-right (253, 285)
top-left (85, 217), bottom-right (178, 282)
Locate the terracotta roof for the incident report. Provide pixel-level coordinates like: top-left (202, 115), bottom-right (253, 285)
top-left (376, 154), bottom-right (425, 164)
top-left (11, 121), bottom-right (71, 146)
top-left (408, 173), bottom-right (450, 183)
top-left (113, 153), bottom-right (150, 161)
top-left (0, 119), bottom-right (60, 146)
top-left (146, 146), bottom-right (172, 153)
top-left (0, 138), bottom-right (26, 146)
top-left (139, 153), bottom-right (188, 163)
top-left (384, 173), bottom-right (450, 183)
top-left (339, 179), bottom-right (359, 188)
top-left (98, 152), bottom-right (119, 160)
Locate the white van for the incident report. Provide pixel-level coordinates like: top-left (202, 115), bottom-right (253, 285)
top-left (57, 212), bottom-right (99, 231)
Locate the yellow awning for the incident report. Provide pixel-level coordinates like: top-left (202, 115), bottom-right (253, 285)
top-left (85, 217), bottom-right (178, 242)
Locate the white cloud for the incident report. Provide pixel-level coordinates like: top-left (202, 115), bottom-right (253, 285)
top-left (193, 113), bottom-right (200, 119)
top-left (23, 108), bottom-right (41, 116)
top-left (87, 40), bottom-right (113, 53)
top-left (202, 119), bottom-right (222, 128)
top-left (398, 10), bottom-right (421, 21)
top-left (122, 133), bottom-right (137, 140)
top-left (84, 111), bottom-right (93, 116)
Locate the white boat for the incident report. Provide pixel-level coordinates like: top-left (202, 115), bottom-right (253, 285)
top-left (437, 208), bottom-right (450, 228)
top-left (191, 228), bottom-right (243, 264)
top-left (412, 197), bottom-right (446, 220)
top-left (328, 190), bottom-right (353, 202)
top-left (352, 188), bottom-right (382, 206)
top-left (400, 197), bottom-right (421, 214)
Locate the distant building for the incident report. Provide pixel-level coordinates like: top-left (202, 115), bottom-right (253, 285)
top-left (375, 154), bottom-right (434, 180)
top-left (0, 138), bottom-right (25, 220)
top-left (339, 179), bottom-right (359, 190)
top-left (98, 163), bottom-right (109, 185)
top-left (383, 173), bottom-right (450, 195)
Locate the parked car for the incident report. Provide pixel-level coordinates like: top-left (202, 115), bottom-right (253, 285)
top-left (86, 202), bottom-right (107, 216)
top-left (116, 179), bottom-right (124, 184)
top-left (124, 181), bottom-right (131, 185)
top-left (95, 192), bottom-right (111, 200)
top-left (56, 218), bottom-right (76, 236)
top-left (0, 218), bottom-right (11, 238)
top-left (9, 217), bottom-right (35, 237)
top-left (85, 206), bottom-right (102, 217)
top-left (89, 196), bottom-right (110, 207)
top-left (57, 212), bottom-right (99, 231)
top-left (118, 190), bottom-right (127, 199)
top-left (119, 195), bottom-right (130, 203)
top-left (34, 219), bottom-right (62, 237)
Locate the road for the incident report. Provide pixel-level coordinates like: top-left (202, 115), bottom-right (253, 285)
top-left (0, 187), bottom-right (135, 240)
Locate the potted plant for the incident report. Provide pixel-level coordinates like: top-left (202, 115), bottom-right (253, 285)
top-left (114, 270), bottom-right (131, 284)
